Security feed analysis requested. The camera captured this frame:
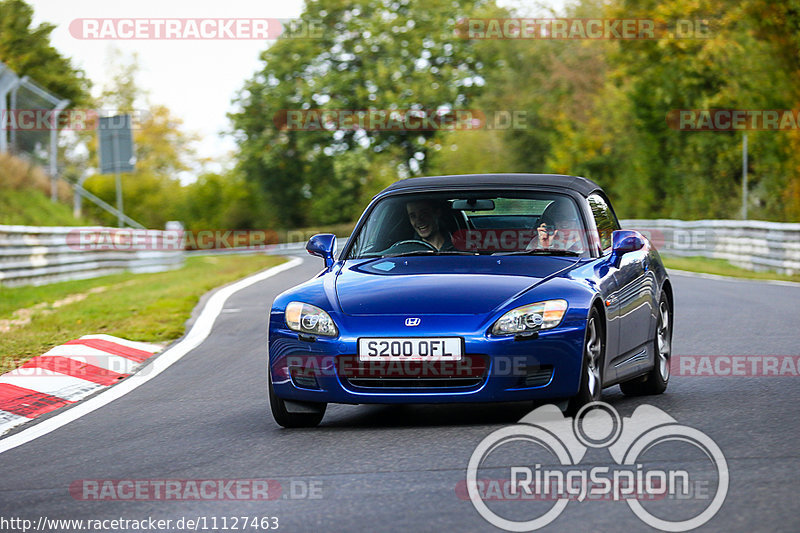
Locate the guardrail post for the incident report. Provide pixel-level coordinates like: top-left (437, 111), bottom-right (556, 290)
top-left (741, 133), bottom-right (748, 221)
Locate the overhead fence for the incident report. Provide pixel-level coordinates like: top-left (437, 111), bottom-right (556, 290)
top-left (0, 61), bottom-right (143, 227)
top-left (0, 61), bottom-right (69, 202)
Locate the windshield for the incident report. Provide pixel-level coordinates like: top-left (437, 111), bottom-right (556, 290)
top-left (346, 191), bottom-right (589, 259)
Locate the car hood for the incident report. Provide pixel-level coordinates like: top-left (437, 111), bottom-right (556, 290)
top-left (335, 256), bottom-right (577, 316)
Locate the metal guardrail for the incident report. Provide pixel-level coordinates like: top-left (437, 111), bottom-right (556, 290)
top-left (185, 238), bottom-right (349, 257)
top-left (622, 219), bottom-right (800, 275)
top-left (0, 225), bottom-right (183, 287)
top-left (3, 219), bottom-right (798, 287)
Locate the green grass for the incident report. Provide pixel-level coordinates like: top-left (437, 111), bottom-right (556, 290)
top-left (0, 254), bottom-right (285, 374)
top-left (0, 188), bottom-right (96, 226)
top-left (662, 255), bottom-right (800, 283)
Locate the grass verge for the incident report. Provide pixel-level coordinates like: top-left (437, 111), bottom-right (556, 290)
top-left (0, 254), bottom-right (285, 374)
top-left (662, 255), bottom-right (800, 283)
top-left (0, 188), bottom-right (96, 226)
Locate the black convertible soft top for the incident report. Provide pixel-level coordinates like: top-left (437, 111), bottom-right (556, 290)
top-left (378, 173), bottom-right (602, 197)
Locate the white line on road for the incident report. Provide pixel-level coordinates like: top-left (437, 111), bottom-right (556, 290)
top-left (668, 268), bottom-right (800, 287)
top-left (0, 257), bottom-right (303, 456)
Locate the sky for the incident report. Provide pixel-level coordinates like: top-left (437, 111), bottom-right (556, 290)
top-left (27, 0), bottom-right (566, 180)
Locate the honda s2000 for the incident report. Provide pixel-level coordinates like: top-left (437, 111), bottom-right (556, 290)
top-left (268, 174), bottom-right (673, 427)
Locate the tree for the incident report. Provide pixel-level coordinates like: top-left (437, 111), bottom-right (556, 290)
top-left (231, 0), bottom-right (498, 227)
top-left (82, 54), bottom-right (200, 228)
top-left (0, 0), bottom-right (90, 105)
top-left (179, 171), bottom-right (266, 231)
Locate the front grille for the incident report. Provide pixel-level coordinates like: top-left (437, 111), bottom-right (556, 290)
top-left (338, 354), bottom-right (487, 390)
top-left (346, 377), bottom-right (483, 388)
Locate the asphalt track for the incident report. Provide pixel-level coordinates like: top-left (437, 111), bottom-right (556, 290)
top-left (0, 253), bottom-right (798, 532)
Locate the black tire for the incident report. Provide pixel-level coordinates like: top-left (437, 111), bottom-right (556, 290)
top-left (620, 293), bottom-right (672, 396)
top-left (566, 307), bottom-right (604, 416)
top-left (268, 371), bottom-right (326, 428)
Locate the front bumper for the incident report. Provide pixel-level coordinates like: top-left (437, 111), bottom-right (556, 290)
top-left (268, 313), bottom-right (586, 404)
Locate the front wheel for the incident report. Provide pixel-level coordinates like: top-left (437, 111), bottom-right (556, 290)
top-left (620, 294), bottom-right (671, 396)
top-left (268, 371), bottom-right (326, 428)
top-left (566, 308), bottom-right (604, 416)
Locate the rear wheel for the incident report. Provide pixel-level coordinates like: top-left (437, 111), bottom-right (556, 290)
top-left (620, 294), bottom-right (671, 396)
top-left (268, 371), bottom-right (326, 428)
top-left (566, 307), bottom-right (604, 416)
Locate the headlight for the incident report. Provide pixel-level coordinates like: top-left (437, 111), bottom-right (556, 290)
top-left (285, 302), bottom-right (338, 337)
top-left (491, 300), bottom-right (568, 335)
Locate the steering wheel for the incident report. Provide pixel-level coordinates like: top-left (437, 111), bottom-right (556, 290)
top-left (384, 239), bottom-right (438, 254)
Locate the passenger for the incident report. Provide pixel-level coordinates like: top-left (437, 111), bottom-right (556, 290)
top-left (527, 202), bottom-right (584, 252)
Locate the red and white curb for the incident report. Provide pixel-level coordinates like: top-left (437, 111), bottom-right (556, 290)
top-left (0, 257), bottom-right (303, 456)
top-left (0, 334), bottom-right (162, 436)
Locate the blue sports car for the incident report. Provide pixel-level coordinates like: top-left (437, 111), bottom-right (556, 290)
top-left (268, 174), bottom-right (673, 427)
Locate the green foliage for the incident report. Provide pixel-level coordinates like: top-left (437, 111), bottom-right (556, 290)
top-left (83, 104), bottom-right (196, 228)
top-left (0, 255), bottom-right (285, 373)
top-left (0, 0), bottom-right (91, 105)
top-left (180, 172), bottom-right (268, 230)
top-left (0, 153), bottom-right (95, 225)
top-left (429, 0), bottom-right (800, 221)
top-left (0, 188), bottom-right (92, 226)
top-left (231, 0), bottom-right (497, 227)
top-left (80, 54), bottom-right (202, 229)
top-left (427, 129), bottom-right (520, 175)
top-left (10, 0), bottom-right (798, 230)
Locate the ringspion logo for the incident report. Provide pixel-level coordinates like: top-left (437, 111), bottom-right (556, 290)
top-left (465, 402), bottom-right (728, 531)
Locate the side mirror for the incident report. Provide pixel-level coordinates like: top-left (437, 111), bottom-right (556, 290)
top-left (306, 233), bottom-right (336, 268)
top-left (610, 230), bottom-right (646, 266)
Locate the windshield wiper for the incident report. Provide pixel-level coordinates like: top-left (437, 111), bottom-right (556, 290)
top-left (379, 250), bottom-right (438, 258)
top-left (493, 249), bottom-right (582, 257)
top-left (360, 250), bottom-right (480, 259)
top-left (432, 250), bottom-right (480, 255)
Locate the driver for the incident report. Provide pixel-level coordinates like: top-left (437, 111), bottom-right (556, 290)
top-left (406, 200), bottom-right (455, 251)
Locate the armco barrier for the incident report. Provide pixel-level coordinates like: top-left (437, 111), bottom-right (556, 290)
top-left (622, 219), bottom-right (800, 275)
top-left (0, 225), bottom-right (184, 287)
top-left (3, 220), bottom-right (797, 287)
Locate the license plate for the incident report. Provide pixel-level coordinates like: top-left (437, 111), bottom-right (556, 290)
top-left (358, 337), bottom-right (463, 362)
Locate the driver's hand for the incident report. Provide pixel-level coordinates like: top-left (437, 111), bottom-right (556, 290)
top-left (537, 227), bottom-right (554, 248)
